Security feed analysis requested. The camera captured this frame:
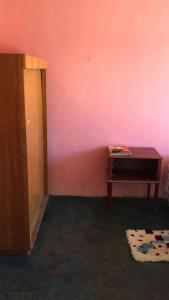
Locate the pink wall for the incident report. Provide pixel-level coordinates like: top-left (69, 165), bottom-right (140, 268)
top-left (0, 0), bottom-right (169, 196)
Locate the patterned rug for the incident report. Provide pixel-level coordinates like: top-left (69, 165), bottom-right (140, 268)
top-left (126, 229), bottom-right (169, 262)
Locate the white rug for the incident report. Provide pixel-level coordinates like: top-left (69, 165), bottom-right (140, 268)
top-left (126, 229), bottom-right (169, 262)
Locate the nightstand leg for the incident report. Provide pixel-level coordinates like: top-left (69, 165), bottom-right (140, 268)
top-left (107, 181), bottom-right (112, 211)
top-left (147, 183), bottom-right (151, 199)
top-left (154, 183), bottom-right (159, 211)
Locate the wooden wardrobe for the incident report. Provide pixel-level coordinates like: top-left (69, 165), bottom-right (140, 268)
top-left (0, 54), bottom-right (48, 255)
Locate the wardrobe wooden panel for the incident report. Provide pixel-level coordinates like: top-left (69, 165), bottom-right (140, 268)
top-left (0, 54), bottom-right (48, 255)
top-left (24, 69), bottom-right (44, 238)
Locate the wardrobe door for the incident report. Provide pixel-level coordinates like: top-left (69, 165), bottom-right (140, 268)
top-left (0, 55), bottom-right (29, 253)
top-left (24, 69), bottom-right (45, 239)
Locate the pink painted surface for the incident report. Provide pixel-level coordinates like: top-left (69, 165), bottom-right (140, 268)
top-left (0, 0), bottom-right (169, 196)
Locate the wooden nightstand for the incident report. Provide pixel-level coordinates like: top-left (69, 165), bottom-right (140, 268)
top-left (107, 147), bottom-right (162, 211)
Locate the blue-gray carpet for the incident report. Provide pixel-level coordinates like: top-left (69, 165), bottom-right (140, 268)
top-left (0, 196), bottom-right (169, 300)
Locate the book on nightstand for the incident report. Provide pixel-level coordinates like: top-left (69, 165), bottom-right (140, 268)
top-left (108, 145), bottom-right (131, 156)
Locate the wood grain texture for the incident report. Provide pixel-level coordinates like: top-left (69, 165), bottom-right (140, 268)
top-left (24, 69), bottom-right (45, 238)
top-left (0, 54), bottom-right (29, 252)
top-left (0, 54), bottom-right (48, 254)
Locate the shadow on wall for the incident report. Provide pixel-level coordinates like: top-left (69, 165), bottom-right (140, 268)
top-left (0, 44), bottom-right (24, 53)
top-left (0, 44), bottom-right (41, 58)
top-left (48, 146), bottom-right (108, 196)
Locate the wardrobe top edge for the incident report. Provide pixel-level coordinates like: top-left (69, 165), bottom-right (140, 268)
top-left (0, 54), bottom-right (48, 69)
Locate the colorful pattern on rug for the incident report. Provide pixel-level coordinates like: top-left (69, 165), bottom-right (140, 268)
top-left (126, 229), bottom-right (169, 262)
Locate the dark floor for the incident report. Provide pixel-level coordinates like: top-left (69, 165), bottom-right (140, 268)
top-left (0, 196), bottom-right (169, 300)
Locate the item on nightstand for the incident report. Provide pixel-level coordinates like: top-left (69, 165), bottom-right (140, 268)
top-left (108, 145), bottom-right (131, 156)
